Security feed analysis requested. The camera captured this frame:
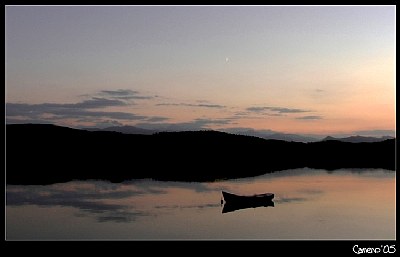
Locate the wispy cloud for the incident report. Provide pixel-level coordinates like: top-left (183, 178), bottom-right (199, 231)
top-left (156, 103), bottom-right (226, 109)
top-left (100, 89), bottom-right (139, 96)
top-left (5, 89), bottom-right (162, 125)
top-left (84, 119), bottom-right (124, 128)
top-left (196, 104), bottom-right (226, 108)
top-left (136, 118), bottom-right (235, 131)
top-left (6, 117), bottom-right (53, 125)
top-left (6, 98), bottom-right (127, 117)
top-left (145, 116), bottom-right (170, 122)
top-left (72, 97), bottom-right (128, 108)
top-left (296, 115), bottom-right (322, 120)
top-left (246, 106), bottom-right (309, 114)
top-left (193, 118), bottom-right (234, 126)
top-left (246, 107), bottom-right (267, 112)
top-left (6, 102), bottom-right (147, 121)
top-left (99, 89), bottom-right (155, 100)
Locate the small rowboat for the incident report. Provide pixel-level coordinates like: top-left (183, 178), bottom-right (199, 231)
top-left (221, 191), bottom-right (275, 214)
top-left (222, 191), bottom-right (274, 203)
top-left (222, 199), bottom-right (274, 213)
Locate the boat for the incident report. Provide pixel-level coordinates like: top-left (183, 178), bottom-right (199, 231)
top-left (222, 191), bottom-right (274, 203)
top-left (221, 191), bottom-right (274, 213)
top-left (222, 199), bottom-right (274, 214)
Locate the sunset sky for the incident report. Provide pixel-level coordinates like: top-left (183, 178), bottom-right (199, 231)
top-left (5, 6), bottom-right (395, 136)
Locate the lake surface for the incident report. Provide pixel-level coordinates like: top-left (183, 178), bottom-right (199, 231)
top-left (6, 168), bottom-right (395, 240)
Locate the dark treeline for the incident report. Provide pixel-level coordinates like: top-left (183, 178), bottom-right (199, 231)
top-left (6, 124), bottom-right (396, 185)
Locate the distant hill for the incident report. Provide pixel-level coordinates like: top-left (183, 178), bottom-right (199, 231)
top-left (82, 126), bottom-right (396, 143)
top-left (322, 135), bottom-right (395, 143)
top-left (262, 133), bottom-right (318, 143)
top-left (87, 125), bottom-right (155, 135)
top-left (86, 126), bottom-right (319, 142)
top-left (6, 124), bottom-right (395, 185)
top-left (222, 128), bottom-right (319, 142)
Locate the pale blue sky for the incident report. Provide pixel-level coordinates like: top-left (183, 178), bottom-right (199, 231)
top-left (6, 6), bottom-right (395, 135)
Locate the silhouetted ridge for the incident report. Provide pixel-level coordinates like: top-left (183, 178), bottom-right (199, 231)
top-left (86, 125), bottom-right (155, 135)
top-left (322, 135), bottom-right (394, 143)
top-left (6, 124), bottom-right (395, 185)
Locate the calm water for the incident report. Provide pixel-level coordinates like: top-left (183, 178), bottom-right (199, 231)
top-left (6, 168), bottom-right (395, 240)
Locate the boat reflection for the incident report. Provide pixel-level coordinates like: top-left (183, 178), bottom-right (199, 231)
top-left (222, 199), bottom-right (275, 213)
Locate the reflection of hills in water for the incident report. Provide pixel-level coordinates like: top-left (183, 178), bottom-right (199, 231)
top-left (222, 199), bottom-right (275, 214)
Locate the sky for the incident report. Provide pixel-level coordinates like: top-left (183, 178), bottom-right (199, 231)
top-left (5, 6), bottom-right (396, 136)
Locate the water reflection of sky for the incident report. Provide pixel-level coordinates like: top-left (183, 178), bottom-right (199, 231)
top-left (6, 179), bottom-right (227, 223)
top-left (7, 182), bottom-right (155, 222)
top-left (6, 168), bottom-right (396, 239)
top-left (6, 168), bottom-right (395, 223)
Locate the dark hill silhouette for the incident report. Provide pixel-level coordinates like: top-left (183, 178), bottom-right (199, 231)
top-left (86, 125), bottom-right (155, 135)
top-left (322, 135), bottom-right (394, 143)
top-left (6, 124), bottom-right (395, 185)
top-left (225, 129), bottom-right (319, 142)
